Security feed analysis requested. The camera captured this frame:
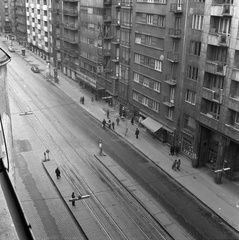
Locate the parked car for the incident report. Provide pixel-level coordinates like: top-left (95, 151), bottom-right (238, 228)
top-left (8, 45), bottom-right (15, 52)
top-left (31, 66), bottom-right (40, 73)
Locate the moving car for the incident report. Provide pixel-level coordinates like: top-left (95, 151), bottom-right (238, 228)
top-left (8, 45), bottom-right (15, 52)
top-left (31, 66), bottom-right (40, 73)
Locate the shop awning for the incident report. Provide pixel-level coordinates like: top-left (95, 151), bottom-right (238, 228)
top-left (141, 117), bottom-right (163, 133)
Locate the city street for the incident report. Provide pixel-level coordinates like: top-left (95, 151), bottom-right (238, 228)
top-left (3, 41), bottom-right (239, 240)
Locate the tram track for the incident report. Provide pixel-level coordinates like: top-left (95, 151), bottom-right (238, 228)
top-left (8, 67), bottom-right (174, 239)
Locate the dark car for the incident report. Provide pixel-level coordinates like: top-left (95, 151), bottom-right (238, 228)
top-left (31, 66), bottom-right (40, 73)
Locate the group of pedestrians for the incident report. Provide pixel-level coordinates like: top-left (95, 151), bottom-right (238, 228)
top-left (169, 144), bottom-right (180, 156)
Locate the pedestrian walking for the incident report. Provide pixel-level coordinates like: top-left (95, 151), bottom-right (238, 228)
top-left (135, 128), bottom-right (139, 139)
top-left (116, 117), bottom-right (120, 126)
top-left (107, 109), bottom-right (109, 119)
top-left (55, 167), bottom-right (61, 179)
top-left (125, 126), bottom-right (128, 136)
top-left (108, 119), bottom-right (111, 129)
top-left (99, 140), bottom-right (103, 155)
top-left (172, 160), bottom-right (177, 170)
top-left (71, 192), bottom-right (76, 206)
top-left (91, 97), bottom-right (94, 104)
top-left (170, 145), bottom-right (175, 156)
top-left (176, 159), bottom-right (181, 171)
top-left (131, 117), bottom-right (134, 125)
top-left (102, 119), bottom-right (106, 129)
top-left (112, 121), bottom-right (115, 130)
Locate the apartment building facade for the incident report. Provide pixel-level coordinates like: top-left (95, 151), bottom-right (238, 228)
top-left (192, 0), bottom-right (239, 182)
top-left (15, 0), bottom-right (27, 46)
top-left (26, 0), bottom-right (52, 60)
top-left (0, 0), bottom-right (14, 33)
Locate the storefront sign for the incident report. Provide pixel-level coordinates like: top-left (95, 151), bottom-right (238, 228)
top-left (76, 71), bottom-right (97, 88)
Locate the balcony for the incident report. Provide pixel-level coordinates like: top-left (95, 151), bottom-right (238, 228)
top-left (205, 61), bottom-right (227, 76)
top-left (116, 0), bottom-right (121, 7)
top-left (104, 0), bottom-right (112, 5)
top-left (63, 36), bottom-right (78, 44)
top-left (103, 49), bottom-right (111, 56)
top-left (63, 22), bottom-right (78, 30)
top-left (63, 0), bottom-right (78, 2)
top-left (121, 0), bottom-right (132, 7)
top-left (164, 75), bottom-right (177, 86)
top-left (202, 88), bottom-right (223, 104)
top-left (162, 96), bottom-right (175, 107)
top-left (208, 32), bottom-right (230, 47)
top-left (63, 8), bottom-right (78, 16)
top-left (170, 4), bottom-right (183, 13)
top-left (168, 28), bottom-right (181, 38)
top-left (112, 37), bottom-right (120, 45)
top-left (112, 19), bottom-right (121, 26)
top-left (211, 4), bottom-right (233, 17)
top-left (103, 15), bottom-right (112, 22)
top-left (231, 69), bottom-right (239, 82)
top-left (111, 56), bottom-right (119, 63)
top-left (63, 48), bottom-right (78, 58)
top-left (166, 52), bottom-right (179, 63)
top-left (228, 97), bottom-right (239, 112)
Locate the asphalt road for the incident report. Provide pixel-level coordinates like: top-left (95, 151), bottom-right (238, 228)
top-left (7, 46), bottom-right (239, 240)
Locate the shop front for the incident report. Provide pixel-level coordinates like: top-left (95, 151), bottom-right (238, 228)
top-left (76, 70), bottom-right (105, 100)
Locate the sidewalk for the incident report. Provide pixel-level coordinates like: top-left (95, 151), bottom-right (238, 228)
top-left (6, 39), bottom-right (239, 233)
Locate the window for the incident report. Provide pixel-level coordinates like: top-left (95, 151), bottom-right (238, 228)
top-left (144, 56), bottom-right (150, 66)
top-left (147, 14), bottom-right (153, 25)
top-left (234, 50), bottom-right (239, 69)
top-left (193, 0), bottom-right (205, 2)
top-left (154, 81), bottom-right (160, 92)
top-left (142, 96), bottom-right (149, 106)
top-left (152, 101), bottom-right (159, 112)
top-left (155, 60), bottom-right (162, 71)
top-left (218, 18), bottom-right (231, 34)
top-left (210, 102), bottom-right (220, 120)
top-left (133, 92), bottom-right (139, 101)
top-left (185, 90), bottom-right (196, 104)
top-left (44, 10), bottom-right (47, 16)
top-left (134, 53), bottom-right (141, 63)
top-left (190, 41), bottom-right (201, 56)
top-left (135, 34), bottom-right (141, 44)
top-left (183, 114), bottom-right (196, 132)
top-left (143, 77), bottom-right (150, 87)
top-left (133, 72), bottom-right (139, 83)
top-left (188, 66), bottom-right (199, 81)
top-left (192, 15), bottom-right (203, 30)
top-left (145, 35), bottom-right (152, 46)
top-left (158, 15), bottom-right (166, 27)
top-left (235, 112), bottom-right (239, 125)
top-left (168, 109), bottom-right (173, 120)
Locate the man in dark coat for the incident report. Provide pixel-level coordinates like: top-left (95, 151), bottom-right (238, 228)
top-left (135, 128), bottom-right (139, 139)
top-left (55, 167), bottom-right (61, 179)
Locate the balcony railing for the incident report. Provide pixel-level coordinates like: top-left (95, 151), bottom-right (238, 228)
top-left (166, 52), bottom-right (179, 63)
top-left (121, 0), bottom-right (132, 7)
top-left (205, 61), bottom-right (227, 76)
top-left (162, 96), bottom-right (175, 107)
top-left (63, 37), bottom-right (78, 44)
top-left (211, 4), bottom-right (233, 17)
top-left (63, 9), bottom-right (78, 16)
top-left (103, 15), bottom-right (112, 22)
top-left (164, 75), bottom-right (177, 85)
top-left (170, 4), bottom-right (183, 13)
top-left (104, 0), bottom-right (112, 5)
top-left (63, 22), bottom-right (78, 30)
top-left (168, 28), bottom-right (181, 38)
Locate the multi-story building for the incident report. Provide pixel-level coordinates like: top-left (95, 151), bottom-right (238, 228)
top-left (192, 0), bottom-right (239, 182)
top-left (0, 0), bottom-right (13, 33)
top-left (26, 0), bottom-right (52, 60)
top-left (15, 0), bottom-right (27, 46)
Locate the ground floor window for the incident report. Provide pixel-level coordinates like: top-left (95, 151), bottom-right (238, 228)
top-left (181, 137), bottom-right (193, 157)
